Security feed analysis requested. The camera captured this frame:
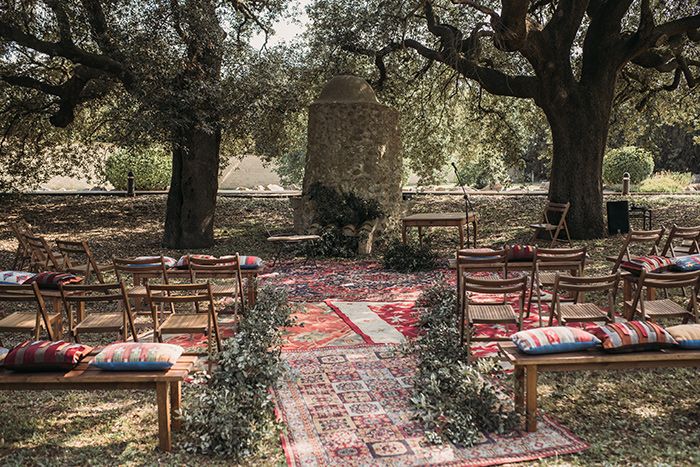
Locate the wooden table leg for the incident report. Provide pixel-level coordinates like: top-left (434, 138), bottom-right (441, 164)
top-left (170, 381), bottom-right (182, 432)
top-left (514, 366), bottom-right (525, 415)
top-left (459, 224), bottom-right (465, 249)
top-left (526, 365), bottom-right (538, 432)
top-left (156, 382), bottom-right (172, 452)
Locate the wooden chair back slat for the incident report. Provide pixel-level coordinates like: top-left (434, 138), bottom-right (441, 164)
top-left (113, 256), bottom-right (170, 285)
top-left (661, 224), bottom-right (700, 257)
top-left (611, 228), bottom-right (666, 272)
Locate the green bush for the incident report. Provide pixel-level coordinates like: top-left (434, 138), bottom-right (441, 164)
top-left (457, 151), bottom-right (510, 189)
top-left (406, 284), bottom-right (519, 446)
top-left (639, 171), bottom-right (692, 193)
top-left (308, 182), bottom-right (382, 227)
top-left (603, 146), bottom-right (654, 185)
top-left (184, 286), bottom-right (295, 459)
top-left (104, 146), bottom-right (172, 190)
top-left (383, 240), bottom-right (438, 272)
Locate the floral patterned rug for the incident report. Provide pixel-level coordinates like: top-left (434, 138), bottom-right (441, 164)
top-left (274, 345), bottom-right (588, 466)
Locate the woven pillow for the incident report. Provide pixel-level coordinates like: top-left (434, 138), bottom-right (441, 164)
top-left (130, 256), bottom-right (177, 269)
top-left (3, 340), bottom-right (92, 372)
top-left (24, 271), bottom-right (82, 289)
top-left (670, 255), bottom-right (700, 272)
top-left (457, 248), bottom-right (500, 262)
top-left (507, 245), bottom-right (535, 262)
top-left (0, 270), bottom-right (36, 285)
top-left (174, 254), bottom-right (215, 269)
top-left (219, 255), bottom-right (263, 270)
top-left (665, 324), bottom-right (700, 349)
top-left (91, 342), bottom-right (183, 371)
top-left (512, 327), bottom-right (601, 354)
top-left (591, 321), bottom-right (677, 352)
top-left (619, 256), bottom-right (674, 275)
top-left (0, 347), bottom-right (8, 367)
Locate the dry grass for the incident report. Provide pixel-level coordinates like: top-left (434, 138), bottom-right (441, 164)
top-left (1, 193), bottom-right (700, 466)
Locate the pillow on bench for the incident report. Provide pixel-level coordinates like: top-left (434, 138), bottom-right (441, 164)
top-left (665, 324), bottom-right (700, 349)
top-left (592, 321), bottom-right (677, 352)
top-left (670, 255), bottom-right (700, 272)
top-left (220, 255), bottom-right (264, 270)
top-left (174, 254), bottom-right (215, 269)
top-left (91, 342), bottom-right (183, 371)
top-left (23, 272), bottom-right (82, 289)
top-left (130, 256), bottom-right (177, 269)
top-left (4, 340), bottom-right (92, 372)
top-left (0, 271), bottom-right (36, 285)
top-left (507, 245), bottom-right (535, 262)
top-left (0, 347), bottom-right (8, 367)
top-left (511, 327), bottom-right (600, 354)
top-left (619, 256), bottom-right (674, 275)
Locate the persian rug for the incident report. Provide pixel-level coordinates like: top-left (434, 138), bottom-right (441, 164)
top-left (260, 260), bottom-right (454, 302)
top-left (274, 345), bottom-right (588, 466)
top-left (283, 302), bottom-right (366, 351)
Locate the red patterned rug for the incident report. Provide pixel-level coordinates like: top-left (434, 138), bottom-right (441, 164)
top-left (274, 345), bottom-right (588, 466)
top-left (260, 260), bottom-right (454, 302)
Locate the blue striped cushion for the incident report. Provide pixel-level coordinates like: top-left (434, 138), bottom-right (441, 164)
top-left (512, 327), bottom-right (601, 354)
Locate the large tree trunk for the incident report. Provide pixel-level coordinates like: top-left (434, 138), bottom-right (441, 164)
top-left (541, 86), bottom-right (613, 239)
top-left (163, 126), bottom-right (221, 248)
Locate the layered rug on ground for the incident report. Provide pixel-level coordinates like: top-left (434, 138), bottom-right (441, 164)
top-left (274, 345), bottom-right (588, 466)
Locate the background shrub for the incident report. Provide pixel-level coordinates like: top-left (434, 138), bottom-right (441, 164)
top-left (457, 151), bottom-right (510, 189)
top-left (104, 146), bottom-right (172, 190)
top-left (383, 240), bottom-right (438, 272)
top-left (603, 146), bottom-right (654, 185)
top-left (639, 171), bottom-right (692, 193)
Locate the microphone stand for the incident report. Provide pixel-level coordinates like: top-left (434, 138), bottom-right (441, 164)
top-left (451, 162), bottom-right (473, 215)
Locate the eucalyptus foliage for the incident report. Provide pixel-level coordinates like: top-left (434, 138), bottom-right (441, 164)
top-left (407, 284), bottom-right (518, 446)
top-left (183, 285), bottom-right (294, 459)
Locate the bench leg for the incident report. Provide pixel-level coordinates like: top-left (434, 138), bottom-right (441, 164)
top-left (246, 277), bottom-right (256, 307)
top-left (171, 381), bottom-right (182, 432)
top-left (526, 365), bottom-right (538, 432)
top-left (156, 381), bottom-right (172, 452)
top-left (514, 366), bottom-right (525, 415)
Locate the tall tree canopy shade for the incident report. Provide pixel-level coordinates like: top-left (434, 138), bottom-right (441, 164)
top-left (331, 0), bottom-right (699, 238)
top-left (0, 0), bottom-right (285, 248)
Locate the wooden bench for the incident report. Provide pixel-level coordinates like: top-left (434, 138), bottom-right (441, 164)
top-left (499, 342), bottom-right (700, 433)
top-left (0, 355), bottom-right (197, 451)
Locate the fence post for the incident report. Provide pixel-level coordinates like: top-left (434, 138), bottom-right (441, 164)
top-left (622, 172), bottom-right (630, 195)
top-left (127, 171), bottom-right (136, 197)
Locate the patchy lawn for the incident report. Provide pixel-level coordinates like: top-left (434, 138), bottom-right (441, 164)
top-left (1, 193), bottom-right (700, 466)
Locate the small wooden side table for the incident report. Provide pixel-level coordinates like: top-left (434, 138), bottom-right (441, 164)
top-left (402, 212), bottom-right (478, 249)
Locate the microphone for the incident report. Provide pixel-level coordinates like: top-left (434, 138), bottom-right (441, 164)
top-left (451, 162), bottom-right (473, 214)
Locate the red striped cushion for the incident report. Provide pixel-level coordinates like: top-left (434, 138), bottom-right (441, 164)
top-left (591, 321), bottom-right (676, 352)
top-left (175, 254), bottom-right (215, 269)
top-left (23, 271), bottom-right (83, 289)
top-left (511, 327), bottom-right (600, 354)
top-left (4, 340), bottom-right (92, 371)
top-left (619, 256), bottom-right (673, 275)
top-left (507, 244), bottom-right (535, 262)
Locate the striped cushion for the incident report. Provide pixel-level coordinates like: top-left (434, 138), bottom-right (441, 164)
top-left (665, 324), bottom-right (700, 349)
top-left (511, 327), bottom-right (601, 354)
top-left (220, 255), bottom-right (264, 270)
top-left (619, 256), bottom-right (673, 275)
top-left (91, 343), bottom-right (183, 371)
top-left (507, 245), bottom-right (535, 262)
top-left (670, 255), bottom-right (700, 272)
top-left (592, 321), bottom-right (677, 352)
top-left (0, 347), bottom-right (8, 366)
top-left (23, 271), bottom-right (82, 289)
top-left (174, 254), bottom-right (215, 269)
top-left (4, 340), bottom-right (92, 372)
top-left (0, 270), bottom-right (36, 285)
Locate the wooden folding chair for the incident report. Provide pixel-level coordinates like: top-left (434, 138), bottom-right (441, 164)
top-left (24, 233), bottom-right (66, 272)
top-left (627, 270), bottom-right (700, 323)
top-left (529, 201), bottom-right (572, 247)
top-left (527, 247), bottom-right (587, 325)
top-left (460, 275), bottom-right (528, 359)
top-left (660, 224), bottom-right (700, 258)
top-left (0, 283), bottom-right (61, 345)
top-left (9, 219), bottom-right (34, 270)
top-left (455, 248), bottom-right (509, 314)
top-left (113, 256), bottom-right (172, 316)
top-left (56, 239), bottom-right (115, 284)
top-left (188, 255), bottom-right (245, 315)
top-left (607, 228), bottom-right (665, 272)
top-left (145, 282), bottom-right (221, 365)
top-left (59, 282), bottom-right (138, 343)
top-left (549, 273), bottom-right (620, 326)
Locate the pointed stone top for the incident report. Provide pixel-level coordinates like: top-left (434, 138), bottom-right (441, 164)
top-left (315, 75), bottom-right (379, 103)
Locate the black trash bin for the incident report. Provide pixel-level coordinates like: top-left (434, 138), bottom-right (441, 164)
top-left (607, 200), bottom-right (630, 235)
